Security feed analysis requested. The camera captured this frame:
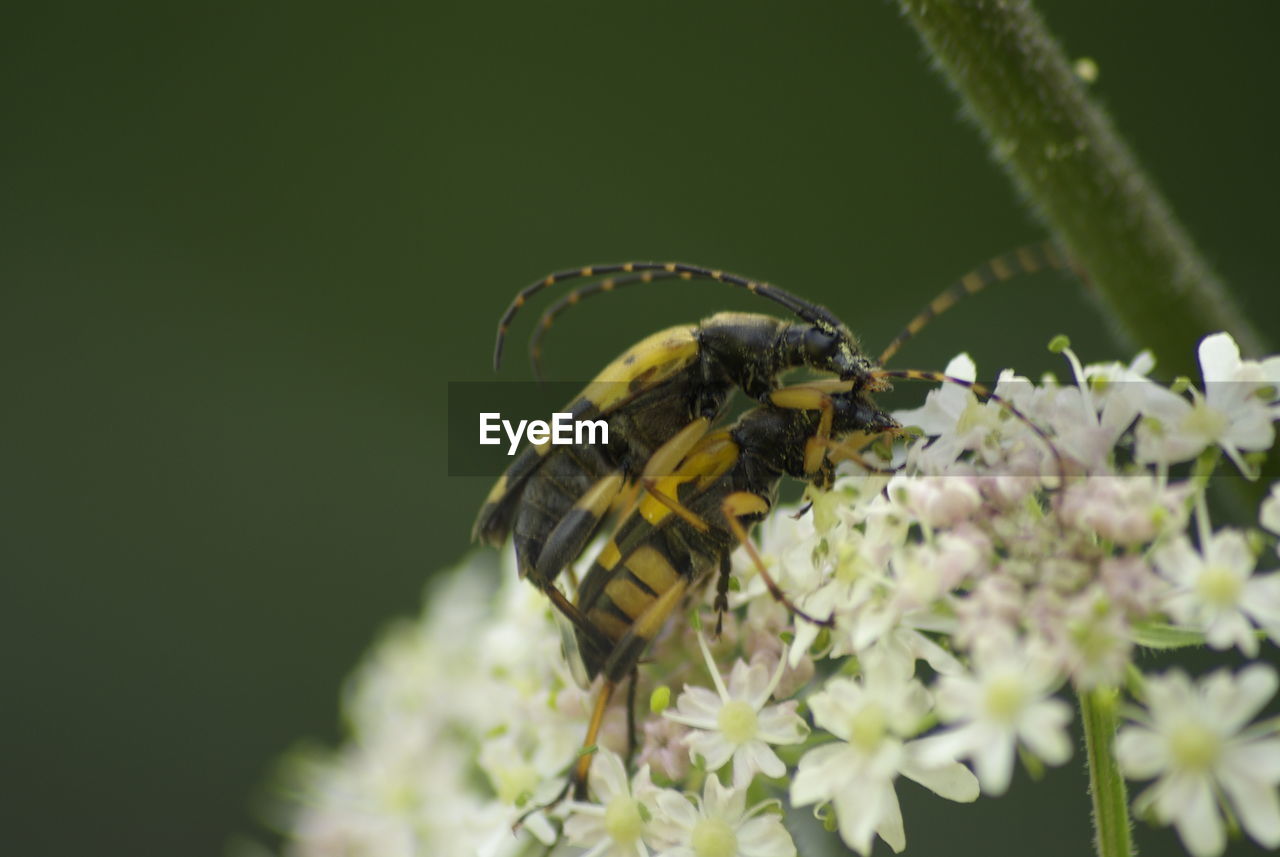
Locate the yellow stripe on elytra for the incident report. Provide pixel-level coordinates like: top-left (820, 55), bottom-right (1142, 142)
top-left (632, 578), bottom-right (689, 639)
top-left (597, 540), bottom-right (622, 571)
top-left (482, 474), bottom-right (508, 504)
top-left (626, 545), bottom-right (680, 594)
top-left (576, 473), bottom-right (624, 515)
top-left (588, 607), bottom-right (630, 641)
top-left (580, 326), bottom-right (698, 412)
top-left (605, 576), bottom-right (655, 620)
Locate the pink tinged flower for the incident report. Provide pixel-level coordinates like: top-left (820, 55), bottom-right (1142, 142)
top-left (1117, 665), bottom-right (1280, 857)
top-left (1058, 475), bottom-right (1190, 547)
top-left (648, 775), bottom-right (795, 857)
top-left (745, 646), bottom-right (815, 704)
top-left (662, 632), bottom-right (808, 789)
top-left (790, 651), bottom-right (978, 855)
top-left (951, 573), bottom-right (1023, 654)
top-left (1098, 555), bottom-right (1165, 619)
top-left (935, 526), bottom-right (992, 585)
top-left (563, 750), bottom-right (661, 857)
top-left (1154, 530), bottom-right (1280, 657)
top-left (894, 475), bottom-right (982, 529)
top-left (636, 716), bottom-right (691, 783)
top-left (919, 651), bottom-right (1072, 795)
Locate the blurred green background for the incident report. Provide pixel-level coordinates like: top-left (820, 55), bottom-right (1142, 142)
top-left (4, 2), bottom-right (1277, 855)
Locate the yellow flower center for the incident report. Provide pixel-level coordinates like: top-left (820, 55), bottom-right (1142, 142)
top-left (956, 398), bottom-right (986, 435)
top-left (604, 795), bottom-right (644, 845)
top-left (849, 702), bottom-right (888, 752)
top-left (1073, 619), bottom-right (1115, 664)
top-left (985, 674), bottom-right (1027, 723)
top-left (1170, 721), bottom-right (1221, 772)
top-left (1195, 564), bottom-right (1242, 607)
top-left (1182, 400), bottom-right (1227, 440)
top-left (494, 764), bottom-right (538, 805)
top-left (717, 699), bottom-right (759, 744)
top-left (692, 817), bottom-right (737, 857)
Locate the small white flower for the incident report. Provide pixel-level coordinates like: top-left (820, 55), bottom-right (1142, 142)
top-left (919, 649), bottom-right (1072, 794)
top-left (1135, 333), bottom-right (1280, 475)
top-left (1082, 348), bottom-right (1158, 428)
top-left (1057, 587), bottom-right (1134, 690)
top-left (1038, 345), bottom-right (1159, 472)
top-left (790, 649), bottom-right (978, 855)
top-left (663, 631), bottom-right (808, 788)
top-left (893, 353), bottom-right (980, 436)
top-left (786, 518), bottom-right (899, 666)
top-left (894, 353), bottom-right (1005, 470)
top-left (648, 775), bottom-right (795, 857)
top-left (563, 750), bottom-right (662, 857)
top-left (1117, 665), bottom-right (1280, 857)
top-left (1154, 530), bottom-right (1280, 656)
top-left (1262, 482), bottom-right (1280, 542)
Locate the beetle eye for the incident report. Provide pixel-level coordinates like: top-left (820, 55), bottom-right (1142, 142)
top-left (804, 328), bottom-right (838, 361)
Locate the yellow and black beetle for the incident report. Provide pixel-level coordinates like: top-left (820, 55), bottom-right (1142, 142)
top-left (474, 268), bottom-right (880, 644)
top-left (473, 246), bottom-right (1069, 646)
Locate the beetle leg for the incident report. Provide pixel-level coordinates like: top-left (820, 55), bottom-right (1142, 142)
top-left (642, 417), bottom-right (712, 478)
top-left (722, 491), bottom-right (834, 628)
top-left (823, 429), bottom-right (901, 474)
top-left (564, 577), bottom-right (690, 798)
top-left (625, 668), bottom-right (639, 765)
top-left (768, 383), bottom-right (838, 475)
top-left (714, 552), bottom-right (732, 636)
top-left (638, 477), bottom-right (710, 532)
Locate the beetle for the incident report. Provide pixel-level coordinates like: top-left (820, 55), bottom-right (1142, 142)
top-left (474, 271), bottom-right (879, 642)
top-left (475, 245), bottom-right (1070, 653)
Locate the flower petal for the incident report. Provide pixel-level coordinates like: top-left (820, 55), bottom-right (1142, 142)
top-left (900, 747), bottom-right (980, 802)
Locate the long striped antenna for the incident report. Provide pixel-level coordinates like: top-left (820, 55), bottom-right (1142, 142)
top-left (877, 242), bottom-right (1074, 366)
top-left (527, 270), bottom-right (687, 379)
top-left (492, 262), bottom-right (846, 371)
top-left (515, 242), bottom-right (1076, 376)
top-left (872, 368), bottom-right (1067, 490)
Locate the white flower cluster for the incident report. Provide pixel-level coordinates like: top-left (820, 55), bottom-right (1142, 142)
top-left (280, 333), bottom-right (1280, 857)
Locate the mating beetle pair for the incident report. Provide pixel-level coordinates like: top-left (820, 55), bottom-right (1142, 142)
top-left (472, 244), bottom-right (1069, 805)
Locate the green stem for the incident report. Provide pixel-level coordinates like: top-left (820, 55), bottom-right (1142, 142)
top-left (1080, 688), bottom-right (1135, 857)
top-left (896, 0), bottom-right (1269, 378)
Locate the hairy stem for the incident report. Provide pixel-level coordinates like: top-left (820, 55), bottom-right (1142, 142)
top-left (896, 0), bottom-right (1269, 378)
top-left (1080, 688), bottom-right (1135, 857)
